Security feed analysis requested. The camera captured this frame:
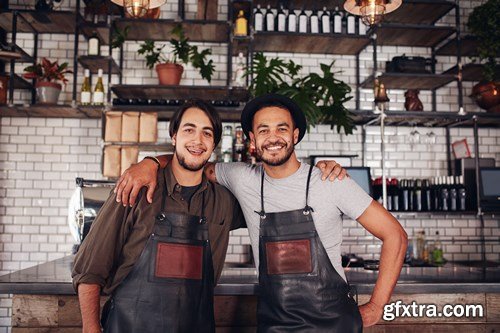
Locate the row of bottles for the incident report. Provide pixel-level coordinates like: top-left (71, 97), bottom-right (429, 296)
top-left (80, 69), bottom-right (105, 106)
top-left (373, 176), bottom-right (467, 212)
top-left (218, 125), bottom-right (257, 164)
top-left (253, 5), bottom-right (368, 35)
top-left (407, 230), bottom-right (444, 266)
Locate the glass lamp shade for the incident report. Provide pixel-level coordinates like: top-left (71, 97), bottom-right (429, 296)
top-left (111, 0), bottom-right (166, 18)
top-left (360, 4), bottom-right (385, 25)
top-left (344, 0), bottom-right (402, 26)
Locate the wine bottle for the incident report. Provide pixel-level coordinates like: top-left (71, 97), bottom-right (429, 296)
top-left (310, 10), bottom-right (319, 34)
top-left (332, 6), bottom-right (343, 33)
top-left (254, 5), bottom-right (264, 32)
top-left (457, 175), bottom-right (467, 211)
top-left (276, 5), bottom-right (286, 32)
top-left (92, 68), bottom-right (105, 106)
top-left (346, 12), bottom-right (356, 34)
top-left (88, 31), bottom-right (100, 56)
top-left (81, 69), bottom-right (91, 106)
top-left (234, 10), bottom-right (248, 36)
top-left (449, 176), bottom-right (458, 211)
top-left (287, 8), bottom-right (297, 32)
top-left (358, 17), bottom-right (368, 35)
top-left (321, 7), bottom-right (331, 34)
top-left (401, 179), bottom-right (409, 211)
top-left (298, 8), bottom-right (308, 33)
top-left (422, 179), bottom-right (432, 211)
top-left (391, 178), bottom-right (400, 211)
top-left (440, 176), bottom-right (449, 211)
top-left (414, 179), bottom-right (422, 211)
top-left (265, 5), bottom-right (275, 32)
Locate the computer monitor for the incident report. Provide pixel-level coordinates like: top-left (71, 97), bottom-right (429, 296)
top-left (345, 167), bottom-right (372, 196)
top-left (479, 167), bottom-right (500, 211)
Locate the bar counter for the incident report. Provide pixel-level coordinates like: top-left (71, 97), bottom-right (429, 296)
top-left (2, 256), bottom-right (500, 332)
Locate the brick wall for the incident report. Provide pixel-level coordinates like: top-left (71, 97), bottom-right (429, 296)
top-left (1, 0), bottom-right (498, 331)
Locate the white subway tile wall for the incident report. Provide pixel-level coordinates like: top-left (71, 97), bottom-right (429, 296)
top-left (0, 0), bottom-right (498, 331)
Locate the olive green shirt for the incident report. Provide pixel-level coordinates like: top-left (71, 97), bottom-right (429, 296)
top-left (72, 165), bottom-right (245, 294)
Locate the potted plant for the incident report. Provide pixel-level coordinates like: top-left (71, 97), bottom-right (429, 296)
top-left (138, 25), bottom-right (215, 85)
top-left (467, 0), bottom-right (500, 112)
top-left (246, 52), bottom-right (355, 134)
top-left (23, 58), bottom-right (72, 104)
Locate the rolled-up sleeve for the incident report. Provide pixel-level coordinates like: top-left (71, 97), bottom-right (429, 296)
top-left (72, 190), bottom-right (135, 292)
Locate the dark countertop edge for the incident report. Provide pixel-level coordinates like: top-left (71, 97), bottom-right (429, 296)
top-left (1, 282), bottom-right (499, 296)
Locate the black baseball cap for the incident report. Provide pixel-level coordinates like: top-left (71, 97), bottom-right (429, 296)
top-left (240, 94), bottom-right (307, 143)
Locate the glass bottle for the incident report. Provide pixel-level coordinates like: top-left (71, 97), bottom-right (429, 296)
top-left (321, 7), bottom-right (331, 34)
top-left (265, 5), bottom-right (275, 32)
top-left (276, 5), bottom-right (286, 32)
top-left (287, 7), bottom-right (297, 32)
top-left (221, 125), bottom-right (233, 163)
top-left (332, 6), bottom-right (343, 33)
top-left (358, 17), bottom-right (368, 35)
top-left (457, 175), bottom-right (467, 211)
top-left (254, 4), bottom-right (264, 32)
top-left (234, 10), bottom-right (248, 36)
top-left (92, 68), bottom-right (105, 106)
top-left (432, 231), bottom-right (444, 265)
top-left (80, 69), bottom-right (91, 106)
top-left (310, 9), bottom-right (319, 33)
top-left (88, 31), bottom-right (100, 56)
top-left (233, 52), bottom-right (246, 87)
top-left (298, 8), bottom-right (308, 33)
top-left (346, 12), bottom-right (356, 34)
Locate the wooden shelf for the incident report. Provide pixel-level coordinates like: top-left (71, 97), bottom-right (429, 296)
top-left (375, 24), bottom-right (455, 47)
top-left (0, 11), bottom-right (80, 34)
top-left (114, 19), bottom-right (229, 43)
top-left (111, 85), bottom-right (249, 102)
top-left (80, 23), bottom-right (110, 45)
top-left (0, 105), bottom-right (101, 118)
top-left (384, 0), bottom-right (455, 25)
top-left (242, 32), bottom-right (371, 55)
top-left (78, 56), bottom-right (120, 74)
top-left (0, 44), bottom-right (33, 62)
top-left (443, 64), bottom-right (500, 82)
top-left (361, 73), bottom-right (455, 90)
top-left (110, 104), bottom-right (243, 122)
top-left (436, 36), bottom-right (479, 57)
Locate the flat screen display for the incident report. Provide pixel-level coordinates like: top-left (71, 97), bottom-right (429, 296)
top-left (345, 167), bottom-right (372, 196)
top-left (480, 168), bottom-right (500, 197)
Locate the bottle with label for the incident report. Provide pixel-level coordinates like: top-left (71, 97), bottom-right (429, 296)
top-left (298, 8), bottom-right (308, 33)
top-left (254, 5), bottom-right (264, 32)
top-left (310, 10), bottom-right (319, 34)
top-left (432, 231), bottom-right (444, 265)
top-left (221, 125), bottom-right (234, 163)
top-left (81, 69), bottom-right (91, 106)
top-left (457, 175), bottom-right (467, 211)
top-left (321, 7), bottom-right (331, 34)
top-left (346, 12), bottom-right (356, 34)
top-left (432, 176), bottom-right (441, 211)
top-left (287, 8), bottom-right (297, 32)
top-left (449, 176), bottom-right (458, 211)
top-left (332, 6), bottom-right (343, 33)
top-left (92, 69), bottom-right (105, 106)
top-left (358, 17), bottom-right (368, 35)
top-left (234, 10), bottom-right (248, 36)
top-left (408, 179), bottom-right (415, 211)
top-left (276, 5), bottom-right (287, 32)
top-left (422, 179), bottom-right (432, 211)
top-left (233, 52), bottom-right (246, 87)
top-left (414, 179), bottom-right (423, 211)
top-left (88, 31), bottom-right (100, 56)
top-left (440, 176), bottom-right (450, 211)
top-left (265, 5), bottom-right (275, 32)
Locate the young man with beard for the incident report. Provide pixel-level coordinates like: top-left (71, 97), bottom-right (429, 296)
top-left (115, 94), bottom-right (407, 332)
top-left (72, 100), bottom-right (247, 333)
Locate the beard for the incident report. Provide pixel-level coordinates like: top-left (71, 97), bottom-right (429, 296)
top-left (175, 149), bottom-right (210, 172)
top-left (255, 140), bottom-right (294, 166)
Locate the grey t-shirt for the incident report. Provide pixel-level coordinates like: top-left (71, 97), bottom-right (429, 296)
top-left (216, 162), bottom-right (373, 282)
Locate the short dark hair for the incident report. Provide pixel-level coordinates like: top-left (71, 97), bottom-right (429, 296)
top-left (169, 99), bottom-right (222, 146)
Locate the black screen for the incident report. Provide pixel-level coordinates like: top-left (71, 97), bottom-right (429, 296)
top-left (481, 169), bottom-right (500, 197)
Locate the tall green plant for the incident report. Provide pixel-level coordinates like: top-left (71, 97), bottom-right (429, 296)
top-left (246, 52), bottom-right (355, 134)
top-left (467, 0), bottom-right (500, 81)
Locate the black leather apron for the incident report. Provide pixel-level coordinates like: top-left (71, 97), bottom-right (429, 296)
top-left (101, 169), bottom-right (215, 333)
top-left (256, 165), bottom-right (363, 333)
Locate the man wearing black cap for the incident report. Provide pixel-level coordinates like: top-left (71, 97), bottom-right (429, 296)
top-left (115, 94), bottom-right (408, 332)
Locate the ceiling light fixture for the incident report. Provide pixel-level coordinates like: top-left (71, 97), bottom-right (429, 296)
top-left (344, 0), bottom-right (402, 26)
top-left (111, 0), bottom-right (166, 18)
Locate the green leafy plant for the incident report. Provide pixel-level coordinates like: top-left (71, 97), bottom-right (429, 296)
top-left (111, 25), bottom-right (130, 49)
top-left (23, 57), bottom-right (73, 85)
top-left (467, 0), bottom-right (500, 81)
top-left (138, 24), bottom-right (215, 82)
top-left (246, 52), bottom-right (355, 134)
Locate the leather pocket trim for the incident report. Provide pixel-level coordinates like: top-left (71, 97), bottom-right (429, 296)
top-left (265, 239), bottom-right (312, 275)
top-left (155, 242), bottom-right (203, 280)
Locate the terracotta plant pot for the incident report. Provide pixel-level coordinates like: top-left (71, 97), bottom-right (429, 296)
top-left (470, 81), bottom-right (500, 113)
top-left (36, 81), bottom-right (62, 104)
top-left (156, 63), bottom-right (184, 85)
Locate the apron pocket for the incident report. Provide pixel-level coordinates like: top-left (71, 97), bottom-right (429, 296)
top-left (265, 239), bottom-right (313, 275)
top-left (155, 242), bottom-right (203, 279)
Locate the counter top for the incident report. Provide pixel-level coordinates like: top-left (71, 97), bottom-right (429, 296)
top-left (1, 256), bottom-right (499, 295)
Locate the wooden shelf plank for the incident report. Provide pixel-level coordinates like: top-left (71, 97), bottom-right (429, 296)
top-left (78, 56), bottom-right (120, 74)
top-left (114, 19), bottom-right (229, 43)
top-left (442, 64), bottom-right (500, 82)
top-left (0, 105), bottom-right (101, 118)
top-left (361, 73), bottom-right (455, 90)
top-left (0, 11), bottom-right (80, 34)
top-left (80, 23), bottom-right (110, 45)
top-left (111, 85), bottom-right (249, 102)
top-left (436, 36), bottom-right (479, 57)
top-left (0, 12), bottom-right (36, 33)
top-left (249, 32), bottom-right (371, 55)
top-left (375, 24), bottom-right (455, 47)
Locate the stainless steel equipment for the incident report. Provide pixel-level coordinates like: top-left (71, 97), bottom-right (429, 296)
top-left (68, 178), bottom-right (115, 245)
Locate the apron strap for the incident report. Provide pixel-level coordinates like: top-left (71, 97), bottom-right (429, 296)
top-left (199, 190), bottom-right (207, 224)
top-left (303, 164), bottom-right (315, 214)
top-left (157, 168), bottom-right (168, 221)
top-left (254, 168), bottom-right (266, 219)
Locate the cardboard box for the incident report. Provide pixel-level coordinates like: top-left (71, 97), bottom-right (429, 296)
top-left (121, 112), bottom-right (140, 142)
top-left (103, 145), bottom-right (121, 178)
top-left (121, 146), bottom-right (139, 175)
top-left (139, 112), bottom-right (158, 143)
top-left (104, 111), bottom-right (122, 142)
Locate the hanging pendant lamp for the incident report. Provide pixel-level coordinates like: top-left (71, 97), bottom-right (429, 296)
top-left (344, 0), bottom-right (402, 26)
